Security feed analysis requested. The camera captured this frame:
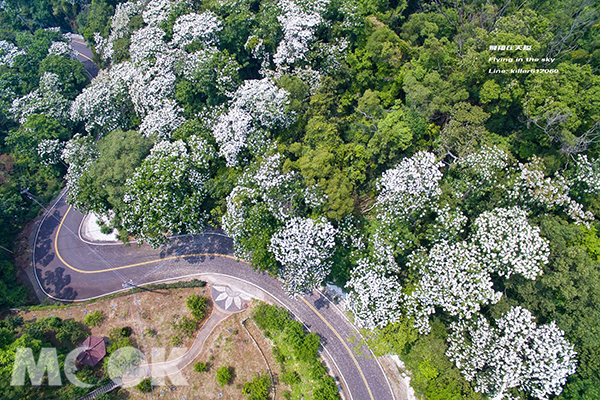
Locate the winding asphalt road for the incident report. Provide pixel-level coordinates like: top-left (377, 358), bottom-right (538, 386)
top-left (69, 34), bottom-right (99, 79)
top-left (33, 190), bottom-right (398, 400)
top-left (32, 36), bottom-right (399, 400)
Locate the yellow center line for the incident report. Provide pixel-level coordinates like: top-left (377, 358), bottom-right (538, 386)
top-left (53, 206), bottom-right (375, 398)
top-left (299, 296), bottom-right (375, 400)
top-left (54, 205), bottom-right (239, 274)
top-left (76, 51), bottom-right (95, 63)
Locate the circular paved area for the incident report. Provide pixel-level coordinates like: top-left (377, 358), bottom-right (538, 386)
top-left (211, 285), bottom-right (250, 313)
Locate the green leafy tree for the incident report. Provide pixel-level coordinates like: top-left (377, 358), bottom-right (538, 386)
top-left (216, 366), bottom-right (232, 386)
top-left (185, 294), bottom-right (207, 321)
top-left (75, 129), bottom-right (151, 226)
top-left (242, 373), bottom-right (271, 400)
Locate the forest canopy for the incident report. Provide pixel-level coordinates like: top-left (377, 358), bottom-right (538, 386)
top-left (0, 0), bottom-right (599, 399)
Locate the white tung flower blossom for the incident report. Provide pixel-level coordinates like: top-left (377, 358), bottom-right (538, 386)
top-left (509, 156), bottom-right (594, 225)
top-left (171, 12), bottom-right (222, 48)
top-left (406, 241), bottom-right (502, 334)
top-left (138, 99), bottom-right (186, 140)
top-left (48, 41), bottom-right (77, 58)
top-left (376, 151), bottom-right (444, 222)
top-left (269, 216), bottom-right (337, 296)
top-left (273, 0), bottom-right (326, 69)
top-left (0, 40), bottom-right (26, 67)
top-left (570, 154), bottom-right (600, 195)
top-left (212, 78), bottom-right (291, 166)
top-left (472, 206), bottom-right (549, 280)
top-left (11, 72), bottom-right (71, 124)
top-left (345, 257), bottom-right (403, 330)
top-left (447, 307), bottom-right (577, 400)
top-left (129, 25), bottom-right (167, 63)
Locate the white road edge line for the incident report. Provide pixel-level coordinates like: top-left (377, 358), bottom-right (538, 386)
top-left (316, 289), bottom-right (397, 400)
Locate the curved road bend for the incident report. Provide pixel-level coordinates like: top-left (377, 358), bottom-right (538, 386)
top-left (33, 194), bottom-right (397, 400)
top-left (68, 34), bottom-right (100, 79)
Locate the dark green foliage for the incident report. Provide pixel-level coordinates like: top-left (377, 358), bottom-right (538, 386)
top-left (136, 377), bottom-right (152, 393)
top-left (216, 365), bottom-right (232, 386)
top-left (75, 129), bottom-right (151, 227)
top-left (242, 373), bottom-right (271, 400)
top-left (38, 54), bottom-right (88, 99)
top-left (252, 302), bottom-right (341, 399)
top-left (83, 310), bottom-right (104, 327)
top-left (185, 294), bottom-right (207, 320)
top-left (145, 279), bottom-right (206, 290)
top-left (504, 216), bottom-right (600, 395)
top-left (194, 361), bottom-right (208, 373)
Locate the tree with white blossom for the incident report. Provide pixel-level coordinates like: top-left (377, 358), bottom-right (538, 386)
top-left (129, 25), bottom-right (168, 63)
top-left (345, 250), bottom-right (404, 330)
top-left (222, 153), bottom-right (301, 267)
top-left (0, 40), bottom-right (26, 67)
top-left (376, 151), bottom-right (444, 221)
top-left (269, 216), bottom-right (337, 296)
top-left (48, 41), bottom-right (77, 58)
top-left (273, 0), bottom-right (327, 70)
top-left (374, 151), bottom-right (444, 253)
top-left (569, 154), bottom-right (600, 195)
top-left (406, 241), bottom-right (501, 334)
top-left (11, 72), bottom-right (71, 125)
top-left (70, 68), bottom-right (132, 135)
top-left (171, 12), bottom-right (221, 48)
top-left (509, 156), bottom-right (594, 225)
top-left (138, 99), bottom-right (185, 139)
top-left (142, 0), bottom-right (188, 26)
top-left (472, 206), bottom-right (550, 280)
top-left (447, 306), bottom-right (577, 400)
top-left (61, 134), bottom-right (99, 204)
top-left (452, 145), bottom-right (510, 195)
top-left (213, 78), bottom-right (291, 166)
top-left (121, 138), bottom-right (214, 247)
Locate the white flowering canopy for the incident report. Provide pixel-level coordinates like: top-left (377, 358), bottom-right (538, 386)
top-left (213, 78), bottom-right (291, 166)
top-left (70, 69), bottom-right (129, 134)
top-left (406, 241), bottom-right (501, 334)
top-left (37, 139), bottom-right (64, 166)
top-left (48, 41), bottom-right (77, 58)
top-left (122, 138), bottom-right (214, 247)
top-left (273, 0), bottom-right (327, 70)
top-left (447, 306), bottom-right (577, 400)
top-left (143, 0), bottom-right (189, 26)
top-left (570, 154), bottom-right (600, 195)
top-left (61, 134), bottom-right (99, 203)
top-left (509, 156), bottom-right (594, 225)
top-left (11, 72), bottom-right (71, 125)
top-left (377, 151), bottom-right (444, 221)
top-left (269, 216), bottom-right (337, 296)
top-left (453, 145), bottom-right (510, 193)
top-left (171, 12), bottom-right (222, 48)
top-left (472, 206), bottom-right (549, 280)
top-left (129, 25), bottom-right (168, 63)
top-left (345, 254), bottom-right (404, 330)
top-left (138, 99), bottom-right (185, 139)
top-left (222, 153), bottom-right (301, 260)
top-left (0, 40), bottom-right (26, 67)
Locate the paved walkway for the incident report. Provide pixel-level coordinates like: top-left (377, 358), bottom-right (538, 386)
top-left (121, 298), bottom-right (232, 387)
top-left (211, 284), bottom-right (251, 312)
top-left (31, 194), bottom-right (401, 400)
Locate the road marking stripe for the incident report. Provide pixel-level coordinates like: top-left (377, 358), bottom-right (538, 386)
top-left (299, 296), bottom-right (375, 400)
top-left (53, 206), bottom-right (374, 399)
top-left (76, 52), bottom-right (95, 63)
top-left (54, 206), bottom-right (240, 274)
